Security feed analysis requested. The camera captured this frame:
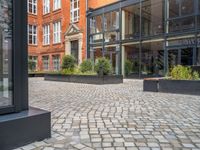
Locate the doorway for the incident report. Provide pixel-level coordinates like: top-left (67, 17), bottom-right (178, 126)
top-left (71, 40), bottom-right (79, 64)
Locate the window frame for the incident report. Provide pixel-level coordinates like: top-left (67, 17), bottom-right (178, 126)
top-left (70, 0), bottom-right (80, 23)
top-left (53, 0), bottom-right (61, 11)
top-left (42, 56), bottom-right (49, 71)
top-left (43, 24), bottom-right (50, 45)
top-left (43, 0), bottom-right (50, 14)
top-left (28, 0), bottom-right (37, 15)
top-left (28, 24), bottom-right (37, 45)
top-left (53, 21), bottom-right (61, 44)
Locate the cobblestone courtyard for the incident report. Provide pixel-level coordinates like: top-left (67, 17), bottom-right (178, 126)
top-left (18, 78), bottom-right (200, 150)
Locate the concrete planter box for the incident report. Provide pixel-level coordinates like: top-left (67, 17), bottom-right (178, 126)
top-left (44, 74), bottom-right (123, 84)
top-left (159, 79), bottom-right (200, 95)
top-left (143, 78), bottom-right (159, 92)
top-left (29, 73), bottom-right (45, 77)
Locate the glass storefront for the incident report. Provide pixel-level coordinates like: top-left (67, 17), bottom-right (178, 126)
top-left (141, 41), bottom-right (164, 76)
top-left (88, 0), bottom-right (200, 78)
top-left (141, 0), bottom-right (164, 36)
top-left (0, 0), bottom-right (13, 108)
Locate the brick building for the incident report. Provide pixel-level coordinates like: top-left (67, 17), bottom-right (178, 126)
top-left (28, 0), bottom-right (118, 71)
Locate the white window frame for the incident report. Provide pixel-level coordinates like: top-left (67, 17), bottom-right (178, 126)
top-left (42, 56), bottom-right (49, 71)
top-left (28, 24), bottom-right (37, 45)
top-left (53, 21), bottom-right (61, 44)
top-left (43, 24), bottom-right (50, 45)
top-left (28, 0), bottom-right (37, 15)
top-left (53, 0), bottom-right (61, 10)
top-left (53, 55), bottom-right (60, 71)
top-left (70, 0), bottom-right (80, 23)
top-left (43, 0), bottom-right (50, 14)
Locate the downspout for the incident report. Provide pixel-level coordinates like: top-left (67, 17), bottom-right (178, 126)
top-left (86, 0), bottom-right (88, 59)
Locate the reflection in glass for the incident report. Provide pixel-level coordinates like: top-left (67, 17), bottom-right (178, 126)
top-left (0, 0), bottom-right (12, 107)
top-left (168, 0), bottom-right (179, 18)
top-left (104, 11), bottom-right (119, 31)
top-left (168, 17), bottom-right (195, 32)
top-left (197, 48), bottom-right (200, 66)
top-left (141, 41), bottom-right (164, 76)
top-left (124, 44), bottom-right (140, 75)
top-left (104, 32), bottom-right (119, 43)
top-left (123, 4), bottom-right (140, 40)
top-left (90, 15), bottom-right (102, 34)
top-left (168, 50), bottom-right (179, 71)
top-left (141, 0), bottom-right (164, 36)
top-left (181, 48), bottom-right (193, 66)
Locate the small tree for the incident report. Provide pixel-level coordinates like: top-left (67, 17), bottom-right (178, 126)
top-left (62, 55), bottom-right (76, 71)
top-left (95, 57), bottom-right (112, 76)
top-left (80, 59), bottom-right (93, 73)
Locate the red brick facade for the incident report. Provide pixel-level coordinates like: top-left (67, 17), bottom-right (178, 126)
top-left (28, 0), bottom-right (118, 71)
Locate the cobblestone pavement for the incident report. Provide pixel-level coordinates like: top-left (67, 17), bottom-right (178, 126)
top-left (17, 78), bottom-right (200, 150)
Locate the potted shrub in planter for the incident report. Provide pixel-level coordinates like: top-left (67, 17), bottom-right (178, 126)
top-left (45, 56), bottom-right (123, 84)
top-left (159, 65), bottom-right (200, 95)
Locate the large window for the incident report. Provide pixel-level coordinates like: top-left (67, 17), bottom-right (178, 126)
top-left (123, 4), bottom-right (140, 40)
top-left (53, 55), bottom-right (60, 71)
top-left (42, 56), bottom-right (49, 71)
top-left (43, 0), bottom-right (50, 14)
top-left (53, 0), bottom-right (61, 10)
top-left (141, 41), bottom-right (164, 76)
top-left (0, 0), bottom-right (13, 108)
top-left (53, 21), bottom-right (61, 44)
top-left (197, 48), bottom-right (200, 66)
top-left (43, 24), bottom-right (50, 45)
top-left (28, 24), bottom-right (37, 45)
top-left (104, 11), bottom-right (120, 43)
top-left (167, 0), bottom-right (195, 33)
top-left (104, 11), bottom-right (119, 31)
top-left (28, 0), bottom-right (37, 15)
top-left (90, 15), bottom-right (102, 34)
top-left (29, 56), bottom-right (38, 71)
top-left (70, 0), bottom-right (80, 23)
top-left (141, 0), bottom-right (164, 36)
top-left (168, 0), bottom-right (194, 18)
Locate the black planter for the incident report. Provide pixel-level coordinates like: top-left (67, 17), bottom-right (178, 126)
top-left (29, 73), bottom-right (45, 77)
top-left (159, 79), bottom-right (200, 95)
top-left (143, 79), bottom-right (159, 92)
top-left (44, 74), bottom-right (123, 84)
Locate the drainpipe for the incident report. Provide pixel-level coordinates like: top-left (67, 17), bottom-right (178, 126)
top-left (86, 0), bottom-right (88, 59)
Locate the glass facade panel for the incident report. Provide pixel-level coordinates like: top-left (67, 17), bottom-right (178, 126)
top-left (168, 17), bottom-right (195, 32)
top-left (141, 41), bottom-right (164, 76)
top-left (141, 0), bottom-right (164, 36)
top-left (181, 48), bottom-right (193, 66)
top-left (168, 49), bottom-right (179, 71)
top-left (181, 0), bottom-right (194, 16)
top-left (0, 0), bottom-right (13, 107)
top-left (90, 15), bottom-right (103, 34)
top-left (168, 0), bottom-right (179, 18)
top-left (123, 4), bottom-right (140, 40)
top-left (104, 11), bottom-right (119, 31)
top-left (197, 48), bottom-right (200, 65)
top-left (124, 44), bottom-right (140, 75)
top-left (104, 32), bottom-right (119, 43)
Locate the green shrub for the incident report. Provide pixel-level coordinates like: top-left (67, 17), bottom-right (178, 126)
top-left (80, 59), bottom-right (93, 73)
top-left (125, 60), bottom-right (133, 76)
top-left (170, 65), bottom-right (200, 80)
top-left (28, 60), bottom-right (36, 71)
top-left (60, 69), bottom-right (75, 75)
top-left (95, 57), bottom-right (112, 75)
top-left (61, 55), bottom-right (76, 71)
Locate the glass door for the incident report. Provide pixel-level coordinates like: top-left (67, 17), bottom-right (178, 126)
top-left (0, 0), bottom-right (13, 109)
top-left (168, 49), bottom-right (179, 71)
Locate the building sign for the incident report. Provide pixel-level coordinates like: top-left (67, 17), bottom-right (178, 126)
top-left (167, 38), bottom-right (200, 47)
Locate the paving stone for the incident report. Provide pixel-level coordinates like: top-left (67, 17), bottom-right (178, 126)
top-left (16, 78), bottom-right (200, 150)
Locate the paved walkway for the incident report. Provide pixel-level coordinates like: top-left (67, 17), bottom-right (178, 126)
top-left (17, 78), bottom-right (200, 150)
